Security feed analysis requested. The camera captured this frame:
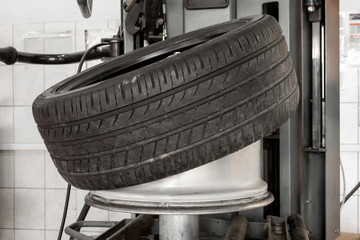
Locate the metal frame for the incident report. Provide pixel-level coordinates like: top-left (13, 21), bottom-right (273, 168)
top-left (324, 0), bottom-right (340, 237)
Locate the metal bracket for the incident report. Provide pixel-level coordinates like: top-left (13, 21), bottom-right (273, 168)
top-left (77, 0), bottom-right (93, 18)
top-left (185, 0), bottom-right (229, 10)
top-left (124, 0), bottom-right (145, 35)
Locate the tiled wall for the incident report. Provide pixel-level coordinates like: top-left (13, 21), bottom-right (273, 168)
top-left (0, 19), bottom-right (129, 240)
top-left (340, 66), bottom-right (360, 234)
top-left (339, 7), bottom-right (360, 234)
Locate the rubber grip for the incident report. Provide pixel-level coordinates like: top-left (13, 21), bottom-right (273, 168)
top-left (0, 46), bottom-right (18, 65)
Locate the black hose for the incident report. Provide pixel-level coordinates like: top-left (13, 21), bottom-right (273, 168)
top-left (57, 184), bottom-right (71, 240)
top-left (77, 42), bottom-right (110, 73)
top-left (343, 181), bottom-right (360, 204)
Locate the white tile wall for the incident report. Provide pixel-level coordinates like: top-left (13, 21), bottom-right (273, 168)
top-left (13, 65), bottom-right (44, 106)
top-left (0, 19), bottom-right (130, 239)
top-left (0, 107), bottom-right (14, 143)
top-left (15, 230), bottom-right (44, 240)
top-left (340, 152), bottom-right (359, 195)
top-left (340, 103), bottom-right (358, 144)
top-left (0, 24), bottom-right (13, 47)
top-left (0, 229), bottom-right (14, 240)
top-left (0, 66), bottom-right (14, 105)
top-left (13, 23), bottom-right (44, 53)
top-left (45, 230), bottom-right (68, 240)
top-left (0, 189), bottom-right (14, 228)
top-left (44, 22), bottom-right (75, 54)
top-left (44, 152), bottom-right (67, 189)
top-left (340, 67), bottom-right (358, 103)
top-left (0, 151), bottom-right (14, 187)
top-left (340, 64), bottom-right (360, 234)
top-left (15, 189), bottom-right (45, 229)
top-left (14, 151), bottom-right (44, 188)
top-left (14, 107), bottom-right (42, 143)
top-left (340, 196), bottom-right (359, 233)
top-left (45, 189), bottom-right (77, 230)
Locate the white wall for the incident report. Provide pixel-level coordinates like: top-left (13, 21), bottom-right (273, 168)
top-left (0, 0), bottom-right (121, 24)
top-left (339, 0), bottom-right (360, 234)
top-left (341, 0), bottom-right (360, 11)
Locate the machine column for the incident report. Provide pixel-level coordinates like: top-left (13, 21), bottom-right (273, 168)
top-left (159, 215), bottom-right (199, 240)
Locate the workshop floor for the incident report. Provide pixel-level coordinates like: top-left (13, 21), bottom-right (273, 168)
top-left (338, 233), bottom-right (360, 240)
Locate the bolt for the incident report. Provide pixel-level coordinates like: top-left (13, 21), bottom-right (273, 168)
top-left (334, 228), bottom-right (339, 233)
top-left (305, 199), bottom-right (312, 204)
top-left (273, 225), bottom-right (283, 235)
top-left (157, 18), bottom-right (164, 25)
top-left (308, 5), bottom-right (316, 12)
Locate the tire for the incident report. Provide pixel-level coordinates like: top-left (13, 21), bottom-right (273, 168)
top-left (33, 15), bottom-right (299, 190)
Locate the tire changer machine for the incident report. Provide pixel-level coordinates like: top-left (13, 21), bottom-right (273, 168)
top-left (0, 0), bottom-right (340, 239)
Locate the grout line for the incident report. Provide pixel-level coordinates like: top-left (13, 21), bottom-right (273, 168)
top-left (356, 196), bottom-right (359, 233)
top-left (3, 227), bottom-right (46, 231)
top-left (12, 23), bottom-right (15, 145)
top-left (354, 152), bottom-right (359, 198)
top-left (358, 68), bottom-right (360, 149)
top-left (12, 150), bottom-right (15, 233)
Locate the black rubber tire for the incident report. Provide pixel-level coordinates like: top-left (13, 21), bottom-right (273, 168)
top-left (33, 15), bottom-right (299, 190)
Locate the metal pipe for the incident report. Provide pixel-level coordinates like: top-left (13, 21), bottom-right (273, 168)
top-left (65, 221), bottom-right (119, 240)
top-left (343, 181), bottom-right (360, 204)
top-left (77, 203), bottom-right (91, 222)
top-left (159, 215), bottom-right (199, 240)
top-left (107, 214), bottom-right (154, 240)
top-left (287, 214), bottom-right (309, 240)
top-left (224, 216), bottom-right (248, 240)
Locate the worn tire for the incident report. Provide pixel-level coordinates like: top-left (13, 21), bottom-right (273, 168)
top-left (33, 15), bottom-right (299, 190)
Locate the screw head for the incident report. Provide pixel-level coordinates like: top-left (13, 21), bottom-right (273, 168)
top-left (308, 5), bottom-right (316, 12)
top-left (334, 228), bottom-right (339, 233)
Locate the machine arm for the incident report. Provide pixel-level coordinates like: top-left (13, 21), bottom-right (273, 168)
top-left (0, 46), bottom-right (111, 65)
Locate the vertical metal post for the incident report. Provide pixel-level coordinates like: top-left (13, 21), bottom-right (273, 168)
top-left (122, 0), bottom-right (134, 53)
top-left (236, 0), bottom-right (298, 217)
top-left (165, 0), bottom-right (184, 37)
top-left (159, 215), bottom-right (199, 240)
top-left (311, 21), bottom-right (322, 150)
top-left (324, 0), bottom-right (340, 238)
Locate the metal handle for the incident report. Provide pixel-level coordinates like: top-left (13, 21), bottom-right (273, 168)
top-left (0, 46), bottom-right (111, 65)
top-left (0, 47), bottom-right (18, 65)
